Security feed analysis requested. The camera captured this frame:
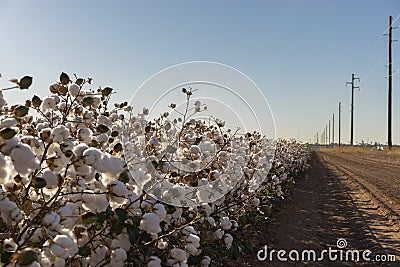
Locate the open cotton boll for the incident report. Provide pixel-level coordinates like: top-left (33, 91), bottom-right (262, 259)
top-left (10, 144), bottom-right (40, 175)
top-left (0, 137), bottom-right (19, 155)
top-left (81, 191), bottom-right (109, 212)
top-left (0, 117), bottom-right (18, 128)
top-left (108, 180), bottom-right (129, 204)
top-left (73, 143), bottom-right (89, 157)
top-left (153, 203), bottom-right (167, 221)
top-left (251, 197), bottom-right (260, 207)
top-left (82, 147), bottom-right (102, 166)
top-left (41, 97), bottom-right (57, 111)
top-left (93, 154), bottom-right (124, 176)
top-left (3, 238), bottom-right (17, 251)
top-left (147, 256), bottom-right (162, 267)
top-left (43, 212), bottom-right (60, 231)
top-left (139, 213), bottom-right (162, 234)
top-left (89, 245), bottom-right (108, 267)
top-left (182, 226), bottom-right (197, 236)
top-left (51, 125), bottom-right (69, 143)
top-left (219, 217), bottom-right (232, 230)
top-left (110, 248), bottom-right (127, 267)
top-left (214, 229), bottom-right (224, 239)
top-left (201, 256), bottom-right (211, 267)
top-left (68, 84), bottom-right (80, 97)
top-left (50, 243), bottom-right (69, 259)
top-left (42, 170), bottom-right (58, 189)
top-left (169, 248), bottom-right (187, 262)
top-left (111, 233), bottom-right (130, 251)
top-left (0, 198), bottom-right (23, 224)
top-left (223, 233), bottom-right (233, 249)
top-left (77, 128), bottom-right (92, 143)
top-left (185, 243), bottom-right (198, 255)
top-left (187, 234), bottom-right (200, 248)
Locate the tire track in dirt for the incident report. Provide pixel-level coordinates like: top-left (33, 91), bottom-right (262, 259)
top-left (254, 151), bottom-right (399, 267)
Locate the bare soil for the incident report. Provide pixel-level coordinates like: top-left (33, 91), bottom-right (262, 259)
top-left (239, 150), bottom-right (400, 266)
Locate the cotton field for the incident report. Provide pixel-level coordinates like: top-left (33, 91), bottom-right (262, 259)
top-left (0, 74), bottom-right (311, 267)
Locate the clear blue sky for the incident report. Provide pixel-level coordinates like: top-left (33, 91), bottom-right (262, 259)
top-left (1, 0), bottom-right (399, 144)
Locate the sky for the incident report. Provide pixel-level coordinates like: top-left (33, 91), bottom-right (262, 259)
top-left (1, 0), bottom-right (400, 145)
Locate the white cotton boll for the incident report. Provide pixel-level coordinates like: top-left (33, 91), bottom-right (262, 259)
top-left (51, 125), bottom-right (69, 143)
top-left (170, 248), bottom-right (187, 262)
top-left (111, 233), bottom-right (130, 251)
top-left (147, 256), bottom-right (162, 267)
top-left (41, 97), bottom-right (57, 111)
top-left (77, 128), bottom-right (92, 143)
top-left (153, 203), bottom-right (167, 221)
top-left (54, 258), bottom-right (65, 267)
top-left (170, 184), bottom-right (185, 199)
top-left (82, 147), bottom-right (102, 166)
top-left (50, 243), bottom-right (69, 259)
top-left (42, 170), bottom-right (58, 189)
top-left (82, 191), bottom-right (109, 212)
top-left (89, 246), bottom-right (108, 267)
top-left (69, 84), bottom-right (80, 97)
top-left (214, 229), bottom-right (224, 239)
top-left (187, 234), bottom-right (200, 248)
top-left (251, 197), bottom-right (260, 207)
top-left (43, 212), bottom-right (60, 230)
top-left (201, 256), bottom-right (211, 267)
top-left (219, 217), bottom-right (232, 230)
top-left (185, 243), bottom-right (198, 255)
top-left (224, 233), bottom-right (233, 249)
top-left (98, 115), bottom-right (111, 126)
top-left (94, 155), bottom-right (124, 176)
top-left (139, 213), bottom-right (162, 234)
top-left (110, 248), bottom-right (127, 267)
top-left (182, 226), bottom-right (197, 236)
top-left (96, 133), bottom-right (108, 143)
top-left (206, 217), bottom-right (215, 226)
top-left (0, 118), bottom-right (18, 128)
top-left (190, 145), bottom-right (201, 155)
top-left (141, 199), bottom-right (154, 211)
top-left (10, 144), bottom-right (40, 175)
top-left (0, 137), bottom-right (19, 155)
top-left (108, 180), bottom-right (129, 204)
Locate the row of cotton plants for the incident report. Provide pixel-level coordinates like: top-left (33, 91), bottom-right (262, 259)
top-left (0, 73), bottom-right (311, 267)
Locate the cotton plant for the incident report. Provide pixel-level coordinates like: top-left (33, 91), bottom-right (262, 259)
top-left (0, 73), bottom-right (311, 266)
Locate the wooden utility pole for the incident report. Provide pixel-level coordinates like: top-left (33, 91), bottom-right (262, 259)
top-left (329, 120), bottom-right (331, 146)
top-left (332, 113), bottom-right (335, 147)
top-left (326, 125), bottom-right (328, 145)
top-left (388, 15), bottom-right (393, 149)
top-left (347, 74), bottom-right (360, 146)
top-left (338, 102), bottom-right (341, 147)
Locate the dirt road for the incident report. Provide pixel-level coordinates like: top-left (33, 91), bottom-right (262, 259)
top-left (251, 150), bottom-right (400, 266)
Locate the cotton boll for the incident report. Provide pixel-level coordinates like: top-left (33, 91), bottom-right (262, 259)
top-left (108, 180), bottom-right (129, 204)
top-left (0, 118), bottom-right (18, 128)
top-left (69, 84), bottom-right (80, 97)
top-left (170, 248), bottom-right (187, 262)
top-left (73, 143), bottom-right (89, 157)
top-left (50, 243), bottom-right (69, 259)
top-left (147, 256), bottom-right (162, 267)
top-left (172, 207), bottom-right (183, 219)
top-left (219, 217), bottom-right (232, 230)
top-left (77, 128), bottom-right (92, 143)
top-left (54, 258), bottom-right (65, 267)
top-left (139, 213), bottom-right (162, 234)
top-left (182, 226), bottom-right (197, 236)
top-left (187, 234), bottom-right (200, 248)
top-left (153, 203), bottom-right (167, 221)
top-left (251, 197), bottom-right (260, 207)
top-left (201, 256), bottom-right (211, 267)
top-left (96, 133), bottom-right (108, 144)
top-left (214, 229), bottom-right (224, 239)
top-left (43, 212), bottom-right (60, 231)
top-left (82, 147), bottom-right (102, 166)
top-left (3, 238), bottom-right (17, 251)
top-left (9, 144), bottom-right (40, 175)
top-left (185, 243), bottom-right (198, 255)
top-left (94, 154), bottom-right (124, 176)
top-left (110, 248), bottom-right (127, 267)
top-left (89, 246), bottom-right (108, 267)
top-left (111, 232), bottom-right (130, 251)
top-left (157, 239), bottom-right (168, 250)
top-left (41, 97), bottom-right (57, 111)
top-left (51, 125), bottom-right (69, 143)
top-left (0, 137), bottom-right (19, 155)
top-left (81, 191), bottom-right (109, 212)
top-left (42, 170), bottom-right (58, 189)
top-left (224, 233), bottom-right (233, 249)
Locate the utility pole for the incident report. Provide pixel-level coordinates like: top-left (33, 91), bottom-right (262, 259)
top-left (326, 125), bottom-right (328, 145)
top-left (329, 120), bottom-right (331, 146)
top-left (388, 15), bottom-right (393, 149)
top-left (346, 74), bottom-right (360, 146)
top-left (332, 113), bottom-right (335, 147)
top-left (338, 102), bottom-right (341, 147)
top-left (317, 132), bottom-right (319, 144)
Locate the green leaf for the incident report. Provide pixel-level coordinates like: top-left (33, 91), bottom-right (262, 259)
top-left (111, 131), bottom-right (119, 137)
top-left (0, 251), bottom-right (12, 264)
top-left (115, 208), bottom-right (128, 222)
top-left (101, 87), bottom-right (113, 97)
top-left (31, 95), bottom-right (42, 108)
top-left (78, 246), bottom-right (91, 257)
top-left (1, 128), bottom-right (17, 140)
top-left (81, 212), bottom-right (97, 224)
top-left (113, 143), bottom-right (123, 152)
top-left (60, 72), bottom-right (70, 85)
top-left (75, 78), bottom-right (84, 86)
top-left (32, 177), bottom-right (46, 189)
top-left (97, 124), bottom-right (109, 133)
top-left (82, 96), bottom-right (94, 107)
top-left (18, 76), bottom-right (33, 89)
top-left (13, 105), bottom-right (29, 117)
top-left (15, 250), bottom-right (37, 266)
top-left (118, 170), bottom-right (129, 183)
